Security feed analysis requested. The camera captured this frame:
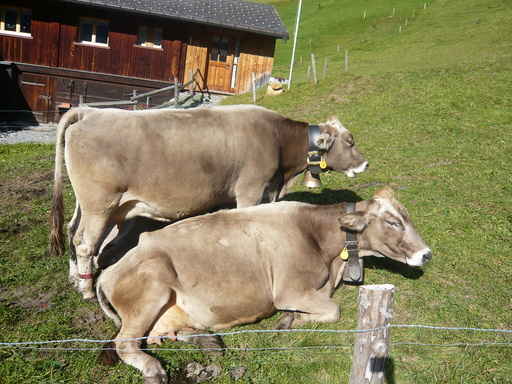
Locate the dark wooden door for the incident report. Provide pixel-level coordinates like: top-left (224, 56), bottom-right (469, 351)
top-left (19, 73), bottom-right (52, 123)
top-left (207, 35), bottom-right (235, 93)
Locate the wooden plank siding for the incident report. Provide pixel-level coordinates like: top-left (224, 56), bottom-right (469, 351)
top-left (235, 34), bottom-right (275, 94)
top-left (0, 1), bottom-right (186, 83)
top-left (184, 29), bottom-right (277, 94)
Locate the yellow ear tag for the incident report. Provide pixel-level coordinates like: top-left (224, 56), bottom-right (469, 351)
top-left (320, 157), bottom-right (327, 169)
top-left (339, 247), bottom-right (349, 260)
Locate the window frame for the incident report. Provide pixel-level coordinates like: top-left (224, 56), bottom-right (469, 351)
top-left (136, 25), bottom-right (163, 49)
top-left (210, 35), bottom-right (230, 63)
top-left (0, 7), bottom-right (32, 38)
top-left (78, 17), bottom-right (109, 47)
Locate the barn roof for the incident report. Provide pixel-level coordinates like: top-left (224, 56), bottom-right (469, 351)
top-left (61, 0), bottom-right (289, 39)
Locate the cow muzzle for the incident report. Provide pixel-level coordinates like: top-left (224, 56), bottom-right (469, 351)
top-left (407, 248), bottom-right (433, 267)
top-left (345, 161), bottom-right (369, 178)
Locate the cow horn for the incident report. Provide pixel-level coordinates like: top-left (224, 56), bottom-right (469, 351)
top-left (373, 186), bottom-right (395, 200)
top-left (303, 170), bottom-right (322, 188)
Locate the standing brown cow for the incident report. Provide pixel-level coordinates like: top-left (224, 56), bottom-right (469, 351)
top-left (50, 105), bottom-right (368, 299)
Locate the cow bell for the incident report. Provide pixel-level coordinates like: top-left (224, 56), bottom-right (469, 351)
top-left (303, 170), bottom-right (322, 188)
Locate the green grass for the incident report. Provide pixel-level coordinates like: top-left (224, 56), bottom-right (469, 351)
top-left (2, 0), bottom-right (512, 382)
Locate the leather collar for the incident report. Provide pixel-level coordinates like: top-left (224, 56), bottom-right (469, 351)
top-left (344, 202), bottom-right (359, 259)
top-left (307, 125), bottom-right (327, 176)
top-left (342, 201), bottom-right (364, 283)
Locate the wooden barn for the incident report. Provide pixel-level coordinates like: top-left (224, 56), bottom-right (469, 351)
top-left (0, 0), bottom-right (288, 123)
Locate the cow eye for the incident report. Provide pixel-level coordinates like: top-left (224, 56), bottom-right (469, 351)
top-left (385, 220), bottom-right (403, 230)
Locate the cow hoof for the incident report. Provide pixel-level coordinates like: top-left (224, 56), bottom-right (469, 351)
top-left (97, 342), bottom-right (119, 366)
top-left (185, 335), bottom-right (225, 356)
top-left (144, 374), bottom-right (168, 384)
top-left (276, 312), bottom-right (295, 330)
top-left (83, 294), bottom-right (98, 302)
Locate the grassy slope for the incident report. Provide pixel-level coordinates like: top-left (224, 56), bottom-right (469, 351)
top-left (1, 0), bottom-right (512, 382)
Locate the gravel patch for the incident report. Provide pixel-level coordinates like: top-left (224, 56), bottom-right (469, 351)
top-left (0, 122), bottom-right (57, 145)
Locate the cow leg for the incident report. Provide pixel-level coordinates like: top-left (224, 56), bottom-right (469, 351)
top-left (260, 172), bottom-right (284, 203)
top-left (73, 213), bottom-right (111, 299)
top-left (67, 201), bottom-right (81, 289)
top-left (114, 282), bottom-right (172, 383)
top-left (235, 180), bottom-right (268, 208)
top-left (116, 326), bottom-right (168, 384)
top-left (275, 292), bottom-right (340, 328)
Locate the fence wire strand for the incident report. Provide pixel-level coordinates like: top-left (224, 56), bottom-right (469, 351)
top-left (1, 324), bottom-right (511, 353)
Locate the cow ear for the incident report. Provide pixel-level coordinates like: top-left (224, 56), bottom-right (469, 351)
top-left (338, 212), bottom-right (368, 232)
top-left (315, 131), bottom-right (336, 151)
top-left (326, 116), bottom-right (345, 131)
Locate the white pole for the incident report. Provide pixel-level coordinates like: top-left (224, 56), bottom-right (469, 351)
top-left (288, 0), bottom-right (303, 90)
top-left (251, 72), bottom-right (256, 104)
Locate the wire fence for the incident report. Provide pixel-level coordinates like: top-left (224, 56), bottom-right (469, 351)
top-left (1, 324), bottom-right (511, 353)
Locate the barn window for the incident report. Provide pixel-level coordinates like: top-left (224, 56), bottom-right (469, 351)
top-left (137, 26), bottom-right (162, 48)
top-left (0, 7), bottom-right (31, 36)
top-left (210, 36), bottom-right (229, 62)
top-left (78, 18), bottom-right (109, 46)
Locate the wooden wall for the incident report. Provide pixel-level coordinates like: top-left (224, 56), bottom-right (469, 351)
top-left (0, 1), bottom-right (186, 83)
top-left (235, 35), bottom-right (275, 94)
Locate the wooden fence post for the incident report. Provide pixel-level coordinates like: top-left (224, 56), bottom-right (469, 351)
top-left (310, 53), bottom-right (318, 84)
top-left (323, 57), bottom-right (328, 79)
top-left (132, 90), bottom-right (137, 110)
top-left (349, 284), bottom-right (395, 384)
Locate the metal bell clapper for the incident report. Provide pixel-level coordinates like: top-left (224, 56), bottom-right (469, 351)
top-left (303, 170), bottom-right (322, 188)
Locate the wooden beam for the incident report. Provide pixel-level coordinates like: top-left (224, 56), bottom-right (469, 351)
top-left (12, 62), bottom-right (173, 89)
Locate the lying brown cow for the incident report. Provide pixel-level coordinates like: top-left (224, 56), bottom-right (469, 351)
top-left (96, 187), bottom-right (431, 384)
top-left (50, 105), bottom-right (368, 299)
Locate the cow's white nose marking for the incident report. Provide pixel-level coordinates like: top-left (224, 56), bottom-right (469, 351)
top-left (345, 161), bottom-right (368, 178)
top-left (408, 248), bottom-right (432, 267)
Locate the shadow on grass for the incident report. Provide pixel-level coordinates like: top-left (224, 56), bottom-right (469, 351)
top-left (364, 256), bottom-right (424, 280)
top-left (283, 188), bottom-right (364, 205)
top-left (385, 357), bottom-right (396, 384)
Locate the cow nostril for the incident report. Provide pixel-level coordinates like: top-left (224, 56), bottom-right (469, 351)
top-left (422, 251), bottom-right (432, 262)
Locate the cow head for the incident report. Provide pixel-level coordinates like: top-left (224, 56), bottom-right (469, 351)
top-left (316, 117), bottom-right (368, 178)
top-left (338, 187), bottom-right (432, 267)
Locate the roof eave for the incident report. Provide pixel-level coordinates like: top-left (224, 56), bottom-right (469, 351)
top-left (59, 0), bottom-right (289, 40)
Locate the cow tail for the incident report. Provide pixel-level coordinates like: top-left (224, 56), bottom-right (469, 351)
top-left (49, 108), bottom-right (89, 257)
top-left (96, 274), bottom-right (122, 328)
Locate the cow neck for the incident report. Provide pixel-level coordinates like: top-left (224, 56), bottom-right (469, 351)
top-left (279, 121), bottom-right (310, 181)
top-left (307, 203), bottom-right (348, 264)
